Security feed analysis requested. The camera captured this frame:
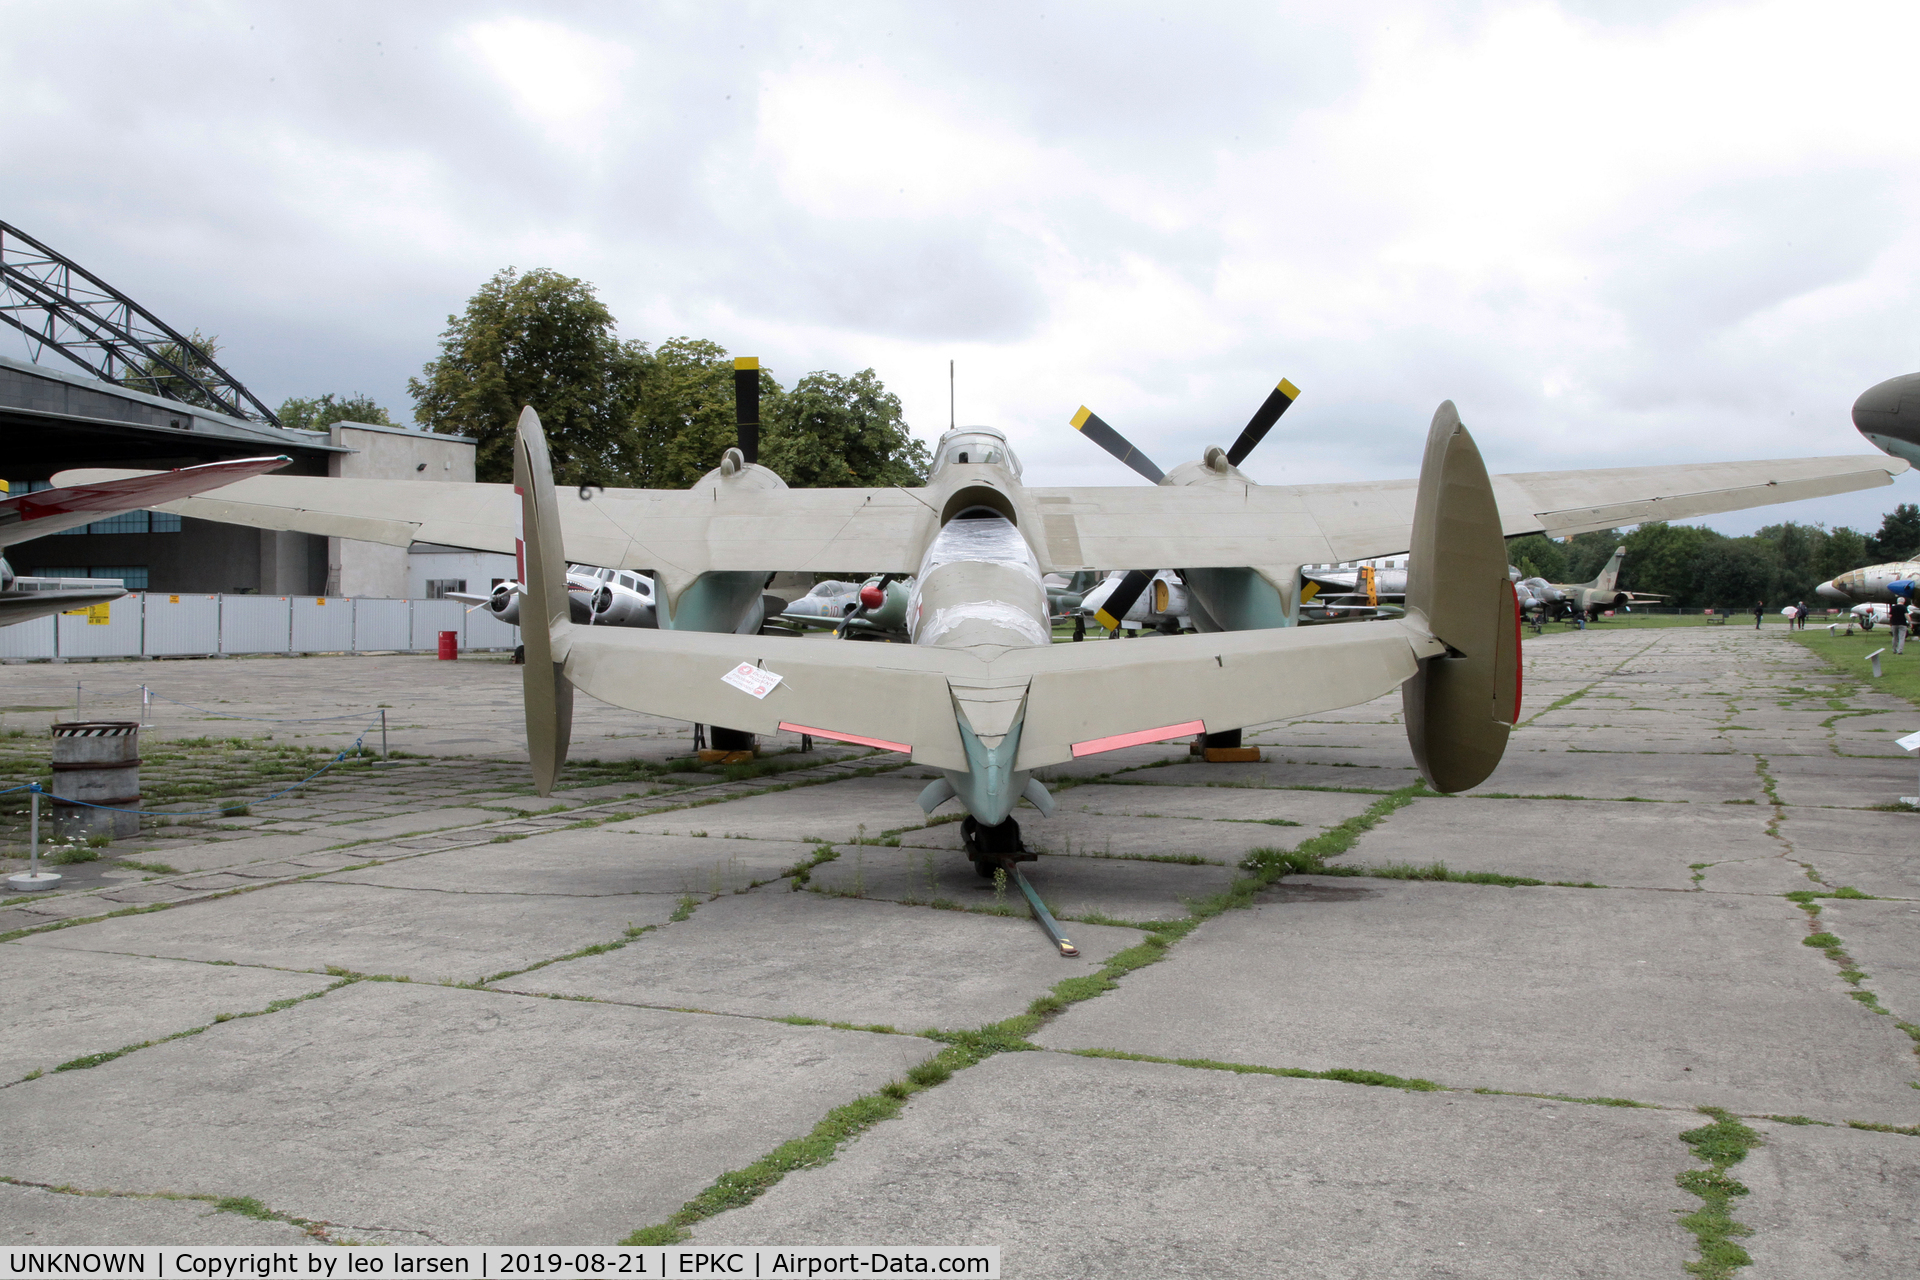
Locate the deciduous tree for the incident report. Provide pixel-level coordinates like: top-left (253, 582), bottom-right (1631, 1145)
top-left (409, 268), bottom-right (646, 484)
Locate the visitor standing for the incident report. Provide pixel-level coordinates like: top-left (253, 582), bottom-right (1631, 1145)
top-left (1753, 600), bottom-right (1765, 630)
top-left (1892, 595), bottom-right (1910, 655)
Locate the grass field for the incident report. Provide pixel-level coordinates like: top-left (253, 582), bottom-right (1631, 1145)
top-left (1788, 627), bottom-right (1920, 711)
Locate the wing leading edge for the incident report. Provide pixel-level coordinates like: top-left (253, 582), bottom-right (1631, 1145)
top-left (56, 451), bottom-right (1905, 572)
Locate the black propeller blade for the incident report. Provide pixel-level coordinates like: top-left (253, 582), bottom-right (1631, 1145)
top-left (1071, 406), bottom-right (1165, 484)
top-left (734, 356), bottom-right (760, 464)
top-left (1094, 569), bottom-right (1156, 631)
top-left (1225, 378), bottom-right (1300, 467)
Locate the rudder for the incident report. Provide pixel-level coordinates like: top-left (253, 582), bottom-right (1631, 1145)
top-left (1402, 401), bottom-right (1520, 793)
top-left (514, 406), bottom-right (575, 795)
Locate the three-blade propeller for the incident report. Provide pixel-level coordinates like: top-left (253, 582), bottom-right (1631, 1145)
top-left (1072, 376), bottom-right (1300, 630)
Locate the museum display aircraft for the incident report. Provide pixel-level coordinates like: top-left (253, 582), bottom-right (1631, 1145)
top-left (57, 391), bottom-right (1907, 856)
top-left (1513, 546), bottom-right (1663, 621)
top-left (1815, 559), bottom-right (1919, 606)
top-left (1854, 372), bottom-right (1920, 467)
top-left (0, 456), bottom-right (291, 626)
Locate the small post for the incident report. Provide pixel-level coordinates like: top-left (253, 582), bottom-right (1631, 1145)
top-left (75, 682), bottom-right (82, 718)
top-left (7, 783), bottom-right (59, 892)
top-left (1868, 648), bottom-right (1886, 679)
top-left (381, 708), bottom-right (389, 760)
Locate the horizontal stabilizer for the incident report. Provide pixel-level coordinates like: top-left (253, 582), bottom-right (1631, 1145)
top-left (553, 617), bottom-right (1442, 775)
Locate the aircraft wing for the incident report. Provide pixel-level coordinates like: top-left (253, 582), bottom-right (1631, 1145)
top-left (0, 586), bottom-right (128, 628)
top-left (554, 618), bottom-right (1441, 774)
top-left (4, 456), bottom-right (292, 548)
top-left (57, 451), bottom-right (1904, 572)
top-left (1029, 453), bottom-right (1909, 567)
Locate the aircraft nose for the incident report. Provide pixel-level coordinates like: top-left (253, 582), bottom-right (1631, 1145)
top-left (1815, 579), bottom-right (1849, 602)
top-left (1853, 373), bottom-right (1920, 451)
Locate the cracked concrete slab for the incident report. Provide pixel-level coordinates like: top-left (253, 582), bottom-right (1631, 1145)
top-left (1132, 759), bottom-right (1419, 790)
top-left (0, 1182), bottom-right (318, 1246)
top-left (316, 807), bottom-right (503, 839)
top-left (1776, 810), bottom-right (1920, 897)
top-left (1765, 753), bottom-right (1920, 809)
top-left (805, 844), bottom-right (1236, 921)
top-left (119, 831), bottom-right (352, 873)
top-left (894, 808), bottom-right (1297, 863)
top-left (0, 944), bottom-right (333, 1082)
top-left (1463, 750), bottom-right (1767, 801)
top-left (1037, 877), bottom-right (1920, 1122)
top-left (692, 1051), bottom-right (1699, 1279)
top-left (602, 774), bottom-right (927, 842)
top-left (322, 831), bottom-right (820, 897)
top-left (1337, 796), bottom-right (1774, 890)
top-left (1054, 781), bottom-right (1375, 827)
top-left (0, 981), bottom-right (926, 1243)
top-left (20, 881), bottom-right (677, 984)
top-left (501, 889), bottom-right (1142, 1029)
top-left (1741, 1121), bottom-right (1920, 1279)
top-left (1819, 898), bottom-right (1920, 1032)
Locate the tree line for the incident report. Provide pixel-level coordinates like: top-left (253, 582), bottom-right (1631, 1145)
top-left (1507, 504), bottom-right (1920, 610)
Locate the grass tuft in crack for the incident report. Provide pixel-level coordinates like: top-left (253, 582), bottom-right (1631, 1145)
top-left (1675, 1107), bottom-right (1761, 1279)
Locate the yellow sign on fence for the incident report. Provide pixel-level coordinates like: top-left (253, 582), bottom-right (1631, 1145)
top-left (62, 602), bottom-right (112, 625)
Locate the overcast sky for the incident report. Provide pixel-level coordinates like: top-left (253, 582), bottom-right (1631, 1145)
top-left (7, 1), bottom-right (1917, 536)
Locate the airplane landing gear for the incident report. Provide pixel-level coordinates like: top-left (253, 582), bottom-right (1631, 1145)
top-left (961, 815), bottom-right (1032, 877)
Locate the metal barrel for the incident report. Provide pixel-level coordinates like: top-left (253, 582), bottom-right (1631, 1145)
top-left (49, 720), bottom-right (141, 838)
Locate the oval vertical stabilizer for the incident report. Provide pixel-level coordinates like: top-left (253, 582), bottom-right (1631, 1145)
top-left (1402, 401), bottom-right (1520, 793)
top-left (514, 406), bottom-right (575, 796)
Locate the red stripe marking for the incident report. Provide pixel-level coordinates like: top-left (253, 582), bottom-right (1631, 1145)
top-left (1071, 719), bottom-right (1205, 758)
top-left (778, 722), bottom-right (911, 754)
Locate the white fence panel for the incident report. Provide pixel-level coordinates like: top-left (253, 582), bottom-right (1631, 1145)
top-left (465, 607), bottom-right (519, 651)
top-left (410, 598), bottom-right (466, 651)
top-left (291, 597), bottom-right (355, 652)
top-left (354, 599), bottom-right (411, 651)
top-left (0, 614), bottom-right (56, 659)
top-left (56, 594), bottom-right (145, 658)
top-left (144, 594), bottom-right (220, 656)
top-left (220, 596), bottom-right (292, 654)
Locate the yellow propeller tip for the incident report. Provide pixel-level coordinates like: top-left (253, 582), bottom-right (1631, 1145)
top-left (734, 356), bottom-right (759, 370)
top-left (1278, 378), bottom-right (1300, 399)
top-left (1071, 406), bottom-right (1092, 429)
top-left (1095, 609), bottom-right (1120, 630)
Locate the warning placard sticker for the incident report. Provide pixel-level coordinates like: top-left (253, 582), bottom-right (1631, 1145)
top-left (721, 663), bottom-right (783, 699)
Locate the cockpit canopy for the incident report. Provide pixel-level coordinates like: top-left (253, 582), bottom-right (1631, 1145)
top-left (932, 428), bottom-right (1022, 477)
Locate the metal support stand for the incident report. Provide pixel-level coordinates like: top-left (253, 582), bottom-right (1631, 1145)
top-left (372, 708), bottom-right (398, 767)
top-left (8, 784), bottom-right (60, 892)
top-left (1011, 865), bottom-right (1078, 957)
top-left (1868, 649), bottom-right (1886, 679)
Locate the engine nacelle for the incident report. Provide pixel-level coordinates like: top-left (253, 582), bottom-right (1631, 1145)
top-left (591, 584), bottom-right (657, 628)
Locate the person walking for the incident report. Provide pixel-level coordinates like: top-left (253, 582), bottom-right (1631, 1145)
top-left (1753, 600), bottom-right (1765, 630)
top-left (1892, 595), bottom-right (1910, 655)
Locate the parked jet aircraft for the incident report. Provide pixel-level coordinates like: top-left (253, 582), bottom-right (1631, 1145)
top-left (1854, 373), bottom-right (1920, 467)
top-left (0, 456), bottom-right (291, 626)
top-left (1513, 547), bottom-right (1663, 621)
top-left (1077, 569), bottom-right (1190, 635)
top-left (1815, 560), bottom-right (1919, 606)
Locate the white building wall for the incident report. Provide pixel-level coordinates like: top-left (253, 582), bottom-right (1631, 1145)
top-left (326, 421), bottom-right (479, 598)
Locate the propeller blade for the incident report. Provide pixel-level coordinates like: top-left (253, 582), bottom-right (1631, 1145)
top-left (734, 356), bottom-right (760, 464)
top-left (1094, 569), bottom-right (1155, 630)
top-left (1225, 378), bottom-right (1300, 467)
top-left (1071, 406), bottom-right (1165, 484)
